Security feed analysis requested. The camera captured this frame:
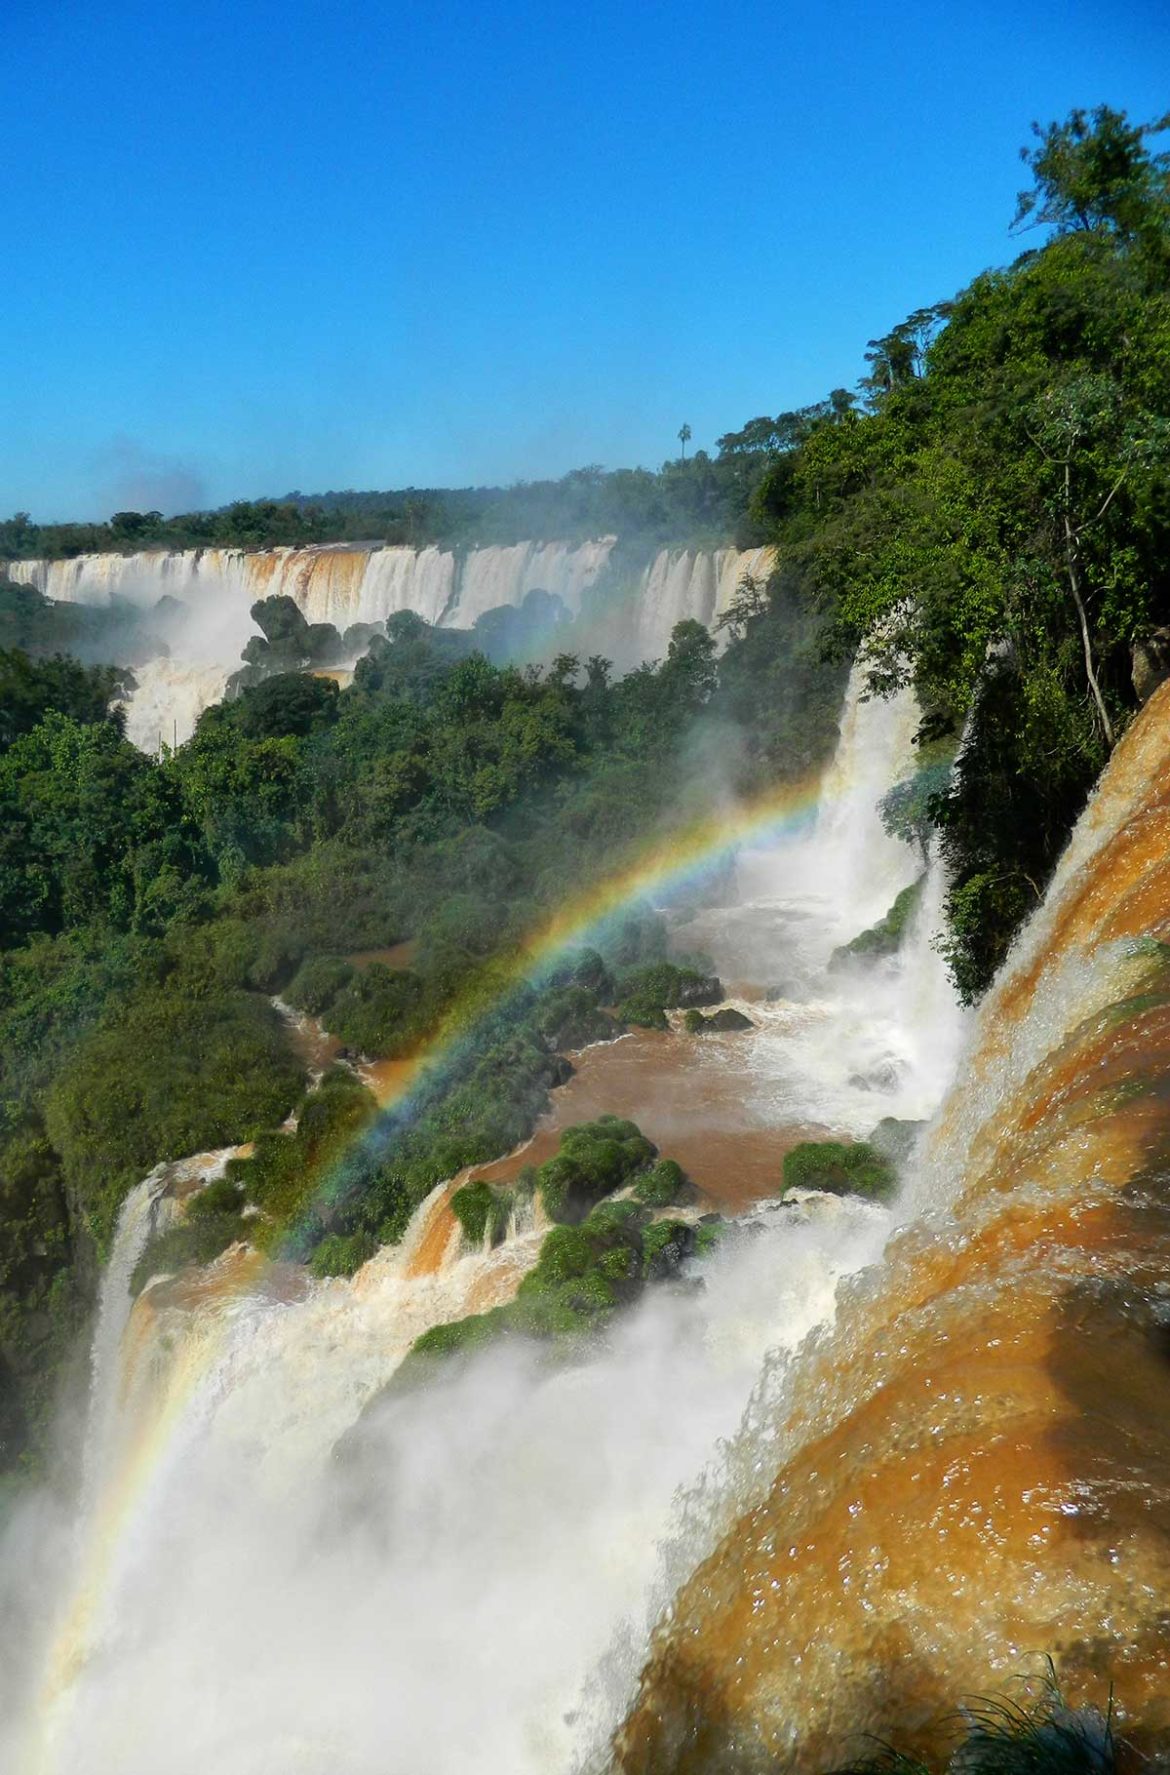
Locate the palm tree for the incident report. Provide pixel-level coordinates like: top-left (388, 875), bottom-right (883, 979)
top-left (678, 422), bottom-right (692, 460)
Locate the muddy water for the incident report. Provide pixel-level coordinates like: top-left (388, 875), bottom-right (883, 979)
top-left (272, 997), bottom-right (343, 1076)
top-left (346, 941), bottom-right (417, 971)
top-left (469, 1024), bottom-right (831, 1213)
top-left (357, 1053), bottom-right (416, 1105)
top-left (610, 683), bottom-right (1170, 1773)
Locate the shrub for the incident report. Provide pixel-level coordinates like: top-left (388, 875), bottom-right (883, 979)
top-left (309, 1230), bottom-right (377, 1278)
top-left (284, 954), bottom-right (355, 1016)
top-left (44, 990), bottom-right (304, 1252)
top-left (616, 993), bottom-right (669, 1030)
top-left (187, 1175), bottom-right (244, 1218)
top-left (547, 948), bottom-right (614, 1000)
top-left (131, 1209), bottom-right (247, 1296)
top-left (832, 877), bottom-right (925, 966)
top-left (246, 930), bottom-right (306, 992)
top-left (225, 1070), bottom-right (378, 1254)
top-left (326, 963), bottom-right (427, 1057)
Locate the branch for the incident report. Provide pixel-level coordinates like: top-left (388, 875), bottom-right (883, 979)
top-left (1073, 467), bottom-right (1129, 537)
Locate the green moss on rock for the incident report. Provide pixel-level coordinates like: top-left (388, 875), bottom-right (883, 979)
top-left (831, 877), bottom-right (925, 967)
top-left (632, 1158), bottom-right (688, 1207)
top-left (615, 962), bottom-right (722, 1029)
top-left (450, 1179), bottom-right (513, 1248)
top-left (684, 1006), bottom-right (754, 1033)
top-left (536, 1115), bottom-right (656, 1224)
top-left (782, 1139), bottom-right (896, 1202)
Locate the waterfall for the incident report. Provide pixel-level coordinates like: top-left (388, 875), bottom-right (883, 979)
top-left (610, 677), bottom-right (1170, 1774)
top-left (6, 541), bottom-right (776, 748)
top-left (78, 1151), bottom-right (245, 1516)
top-left (448, 539), bottom-right (620, 626)
top-left (117, 658), bottom-right (233, 753)
top-left (80, 1175), bottom-right (163, 1514)
top-left (804, 659), bottom-right (921, 931)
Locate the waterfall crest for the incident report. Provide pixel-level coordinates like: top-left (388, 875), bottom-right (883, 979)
top-left (6, 541), bottom-right (776, 747)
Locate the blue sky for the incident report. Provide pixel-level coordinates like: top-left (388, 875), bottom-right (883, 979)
top-left (1, 0), bottom-right (1166, 520)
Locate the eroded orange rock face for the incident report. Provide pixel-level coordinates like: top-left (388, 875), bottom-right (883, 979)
top-left (612, 683), bottom-right (1170, 1773)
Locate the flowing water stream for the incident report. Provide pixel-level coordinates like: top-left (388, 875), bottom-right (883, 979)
top-left (1, 667), bottom-right (975, 1774)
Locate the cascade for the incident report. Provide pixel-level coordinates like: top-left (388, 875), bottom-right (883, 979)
top-left (5, 541), bottom-right (775, 747)
top-left (22, 1197), bottom-right (889, 1775)
top-left (609, 676), bottom-right (1170, 1774)
top-left (613, 546), bottom-right (775, 665)
top-left (802, 658), bottom-right (922, 932)
top-left (4, 666), bottom-right (970, 1775)
top-left (80, 1175), bottom-right (163, 1514)
top-left (117, 658), bottom-right (233, 753)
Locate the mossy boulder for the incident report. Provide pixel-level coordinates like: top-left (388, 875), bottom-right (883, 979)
top-left (830, 877), bottom-right (925, 968)
top-left (533, 985), bottom-right (621, 1052)
top-left (641, 1218), bottom-right (696, 1279)
top-left (631, 1158), bottom-right (689, 1207)
top-left (536, 1115), bottom-right (656, 1224)
top-left (684, 1006), bottom-right (754, 1033)
top-left (450, 1179), bottom-right (513, 1248)
top-left (309, 1229), bottom-right (378, 1278)
top-left (546, 948), bottom-right (615, 1002)
top-left (867, 1116), bottom-right (924, 1168)
top-left (782, 1139), bottom-right (896, 1202)
top-left (615, 962), bottom-right (722, 1029)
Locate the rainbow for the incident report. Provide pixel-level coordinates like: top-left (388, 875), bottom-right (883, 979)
top-left (30, 766), bottom-right (828, 1758)
top-left (285, 764), bottom-right (827, 1241)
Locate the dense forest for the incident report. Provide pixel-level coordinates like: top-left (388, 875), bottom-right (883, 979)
top-left (0, 442), bottom-right (782, 560)
top-left (1, 105), bottom-right (1167, 1481)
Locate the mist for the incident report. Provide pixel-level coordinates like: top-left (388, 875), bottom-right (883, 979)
top-left (0, 1195), bottom-right (887, 1775)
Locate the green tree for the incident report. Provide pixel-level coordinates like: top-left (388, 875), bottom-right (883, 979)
top-left (1014, 104), bottom-right (1170, 243)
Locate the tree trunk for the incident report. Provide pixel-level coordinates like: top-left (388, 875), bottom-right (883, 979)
top-left (1063, 467), bottom-right (1114, 748)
